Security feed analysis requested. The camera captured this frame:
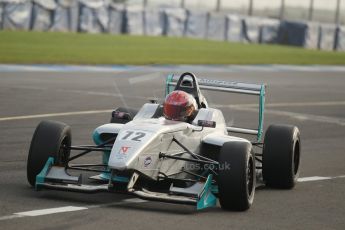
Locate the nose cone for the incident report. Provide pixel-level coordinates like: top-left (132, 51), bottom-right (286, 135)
top-left (108, 129), bottom-right (154, 170)
top-left (108, 118), bottom-right (189, 171)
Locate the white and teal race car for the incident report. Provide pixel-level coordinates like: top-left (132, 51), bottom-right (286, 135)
top-left (27, 72), bottom-right (301, 211)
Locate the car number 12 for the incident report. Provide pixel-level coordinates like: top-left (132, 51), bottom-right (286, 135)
top-left (121, 131), bottom-right (146, 142)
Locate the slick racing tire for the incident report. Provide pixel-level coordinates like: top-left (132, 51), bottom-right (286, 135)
top-left (263, 124), bottom-right (301, 189)
top-left (27, 120), bottom-right (71, 186)
top-left (218, 142), bottom-right (256, 211)
top-left (110, 107), bottom-right (138, 124)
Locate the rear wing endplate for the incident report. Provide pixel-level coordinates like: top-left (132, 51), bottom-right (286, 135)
top-left (166, 74), bottom-right (266, 141)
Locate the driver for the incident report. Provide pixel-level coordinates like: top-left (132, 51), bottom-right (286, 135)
top-left (163, 90), bottom-right (198, 122)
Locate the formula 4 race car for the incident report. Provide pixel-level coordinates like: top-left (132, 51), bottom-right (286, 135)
top-left (27, 72), bottom-right (301, 211)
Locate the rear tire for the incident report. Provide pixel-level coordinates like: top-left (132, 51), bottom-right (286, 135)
top-left (110, 107), bottom-right (138, 124)
top-left (263, 124), bottom-right (301, 189)
top-left (27, 120), bottom-right (71, 186)
top-left (218, 142), bottom-right (256, 211)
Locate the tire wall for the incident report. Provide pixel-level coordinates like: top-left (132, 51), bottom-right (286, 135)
top-left (144, 8), bottom-right (164, 36)
top-left (226, 15), bottom-right (243, 42)
top-left (185, 10), bottom-right (208, 39)
top-left (206, 13), bottom-right (226, 41)
top-left (50, 0), bottom-right (79, 32)
top-left (108, 4), bottom-right (124, 34)
top-left (335, 26), bottom-right (345, 51)
top-left (319, 24), bottom-right (337, 51)
top-left (78, 0), bottom-right (109, 33)
top-left (0, 0), bottom-right (344, 52)
top-left (164, 8), bottom-right (187, 37)
top-left (3, 0), bottom-right (32, 31)
top-left (0, 2), bottom-right (3, 29)
top-left (125, 6), bottom-right (144, 35)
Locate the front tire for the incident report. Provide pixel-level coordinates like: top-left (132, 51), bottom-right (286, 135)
top-left (263, 124), bottom-right (301, 189)
top-left (218, 142), bottom-right (256, 211)
top-left (27, 120), bottom-right (71, 186)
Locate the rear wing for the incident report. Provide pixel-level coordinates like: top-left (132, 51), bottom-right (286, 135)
top-left (166, 74), bottom-right (266, 141)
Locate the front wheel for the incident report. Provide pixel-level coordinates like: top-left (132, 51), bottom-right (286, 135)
top-left (27, 120), bottom-right (71, 186)
top-left (263, 124), bottom-right (301, 189)
top-left (218, 142), bottom-right (256, 211)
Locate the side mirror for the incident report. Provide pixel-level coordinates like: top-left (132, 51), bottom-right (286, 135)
top-left (112, 111), bottom-right (132, 120)
top-left (197, 120), bottom-right (216, 128)
top-left (148, 98), bottom-right (158, 104)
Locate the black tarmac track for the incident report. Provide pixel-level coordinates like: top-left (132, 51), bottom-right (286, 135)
top-left (0, 68), bottom-right (344, 230)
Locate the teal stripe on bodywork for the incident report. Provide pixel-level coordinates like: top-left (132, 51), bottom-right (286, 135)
top-left (92, 130), bottom-right (102, 145)
top-left (257, 84), bottom-right (266, 142)
top-left (92, 130), bottom-right (110, 165)
top-left (35, 157), bottom-right (54, 190)
top-left (197, 174), bottom-right (217, 210)
top-left (165, 74), bottom-right (174, 96)
top-left (112, 175), bottom-right (130, 183)
top-left (211, 185), bottom-right (218, 194)
top-left (94, 172), bottom-right (129, 183)
top-left (92, 130), bottom-right (111, 180)
top-left (92, 130), bottom-right (129, 183)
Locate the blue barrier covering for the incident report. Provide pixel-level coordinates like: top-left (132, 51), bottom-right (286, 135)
top-left (108, 4), bottom-right (124, 34)
top-left (226, 14), bottom-right (243, 42)
top-left (207, 13), bottom-right (226, 41)
top-left (78, 0), bottom-right (109, 33)
top-left (31, 0), bottom-right (56, 31)
top-left (335, 26), bottom-right (345, 51)
top-left (164, 8), bottom-right (187, 37)
top-left (185, 10), bottom-right (208, 39)
top-left (319, 23), bottom-right (337, 51)
top-left (278, 21), bottom-right (307, 46)
top-left (278, 21), bottom-right (320, 49)
top-left (50, 0), bottom-right (79, 32)
top-left (144, 8), bottom-right (164, 36)
top-left (2, 0), bottom-right (32, 31)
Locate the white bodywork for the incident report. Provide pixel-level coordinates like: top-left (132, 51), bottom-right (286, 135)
top-left (94, 103), bottom-right (250, 180)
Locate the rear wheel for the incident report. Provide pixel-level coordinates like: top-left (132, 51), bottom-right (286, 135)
top-left (218, 142), bottom-right (255, 211)
top-left (27, 120), bottom-right (71, 186)
top-left (110, 107), bottom-right (138, 124)
top-left (263, 124), bottom-right (301, 189)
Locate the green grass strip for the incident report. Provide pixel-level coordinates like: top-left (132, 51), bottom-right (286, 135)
top-left (0, 31), bottom-right (344, 65)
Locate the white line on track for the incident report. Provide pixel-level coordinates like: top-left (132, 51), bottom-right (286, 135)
top-left (298, 176), bottom-right (332, 182)
top-left (0, 198), bottom-right (147, 221)
top-left (14, 206), bottom-right (88, 217)
top-left (8, 85), bottom-right (345, 107)
top-left (298, 175), bottom-right (345, 182)
top-left (0, 64), bottom-right (135, 73)
top-left (11, 84), bottom-right (345, 108)
top-left (2, 64), bottom-right (345, 73)
top-left (56, 89), bottom-right (123, 97)
top-left (0, 176), bottom-right (344, 221)
top-left (214, 104), bottom-right (345, 126)
top-left (264, 109), bottom-right (345, 126)
top-left (1, 100), bottom-right (345, 124)
top-left (260, 101), bottom-right (345, 108)
top-left (212, 101), bottom-right (345, 109)
top-left (128, 72), bottom-right (161, 84)
top-left (0, 110), bottom-right (113, 122)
